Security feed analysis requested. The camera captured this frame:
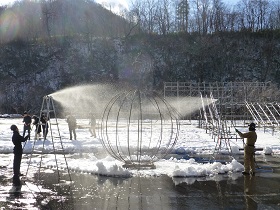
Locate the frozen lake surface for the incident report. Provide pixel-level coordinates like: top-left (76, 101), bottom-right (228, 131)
top-left (0, 118), bottom-right (280, 209)
top-left (1, 153), bottom-right (280, 209)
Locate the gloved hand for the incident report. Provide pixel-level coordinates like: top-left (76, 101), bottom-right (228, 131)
top-left (24, 135), bottom-right (30, 140)
top-left (235, 128), bottom-right (239, 132)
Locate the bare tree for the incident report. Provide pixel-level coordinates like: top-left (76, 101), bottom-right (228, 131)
top-left (123, 8), bottom-right (141, 37)
top-left (176, 0), bottom-right (190, 32)
top-left (210, 0), bottom-right (226, 32)
top-left (41, 0), bottom-right (57, 38)
top-left (224, 10), bottom-right (239, 31)
top-left (256, 0), bottom-right (269, 31)
top-left (155, 0), bottom-right (174, 35)
top-left (130, 0), bottom-right (159, 34)
top-left (192, 0), bottom-right (211, 35)
top-left (268, 1), bottom-right (280, 29)
top-left (13, 1), bottom-right (42, 41)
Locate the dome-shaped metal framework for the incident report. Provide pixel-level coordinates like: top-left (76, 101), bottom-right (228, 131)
top-left (100, 89), bottom-right (180, 169)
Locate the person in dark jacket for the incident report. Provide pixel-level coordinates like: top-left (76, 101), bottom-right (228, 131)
top-left (66, 114), bottom-right (77, 140)
top-left (40, 113), bottom-right (49, 140)
top-left (11, 124), bottom-right (29, 186)
top-left (236, 123), bottom-right (257, 176)
top-left (22, 111), bottom-right (31, 140)
top-left (32, 115), bottom-right (41, 140)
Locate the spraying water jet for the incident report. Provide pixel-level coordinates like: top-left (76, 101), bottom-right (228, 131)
top-left (43, 85), bottom-right (182, 170)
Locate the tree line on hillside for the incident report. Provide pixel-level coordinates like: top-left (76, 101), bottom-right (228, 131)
top-left (128, 0), bottom-right (280, 35)
top-left (1, 0), bottom-right (280, 42)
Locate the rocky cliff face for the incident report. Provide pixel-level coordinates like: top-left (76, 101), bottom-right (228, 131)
top-left (1, 32), bottom-right (280, 113)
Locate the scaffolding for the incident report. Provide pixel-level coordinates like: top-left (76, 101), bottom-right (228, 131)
top-left (163, 82), bottom-right (277, 157)
top-left (245, 101), bottom-right (280, 133)
top-left (199, 92), bottom-right (242, 155)
top-left (164, 81), bottom-right (277, 120)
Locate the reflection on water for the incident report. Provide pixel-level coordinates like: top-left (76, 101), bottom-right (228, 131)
top-left (244, 175), bottom-right (257, 210)
top-left (1, 154), bottom-right (280, 209)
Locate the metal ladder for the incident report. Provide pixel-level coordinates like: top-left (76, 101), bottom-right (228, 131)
top-left (26, 95), bottom-right (72, 184)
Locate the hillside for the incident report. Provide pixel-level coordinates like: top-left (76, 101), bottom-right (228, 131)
top-left (0, 0), bottom-right (132, 43)
top-left (1, 0), bottom-right (280, 114)
top-left (1, 31), bottom-right (280, 114)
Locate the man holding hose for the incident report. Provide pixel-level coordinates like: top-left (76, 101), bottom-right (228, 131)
top-left (236, 123), bottom-right (257, 176)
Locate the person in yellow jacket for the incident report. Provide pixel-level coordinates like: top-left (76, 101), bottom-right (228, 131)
top-left (236, 123), bottom-right (257, 175)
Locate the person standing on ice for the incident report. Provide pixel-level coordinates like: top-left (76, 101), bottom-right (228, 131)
top-left (236, 123), bottom-right (257, 176)
top-left (10, 124), bottom-right (29, 186)
top-left (66, 113), bottom-right (77, 140)
top-left (22, 111), bottom-right (31, 140)
top-left (32, 115), bottom-right (41, 140)
top-left (40, 113), bottom-right (49, 139)
top-left (89, 112), bottom-right (96, 138)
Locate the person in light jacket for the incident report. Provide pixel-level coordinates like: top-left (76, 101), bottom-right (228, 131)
top-left (236, 123), bottom-right (257, 176)
top-left (66, 114), bottom-right (77, 140)
top-left (89, 112), bottom-right (96, 138)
